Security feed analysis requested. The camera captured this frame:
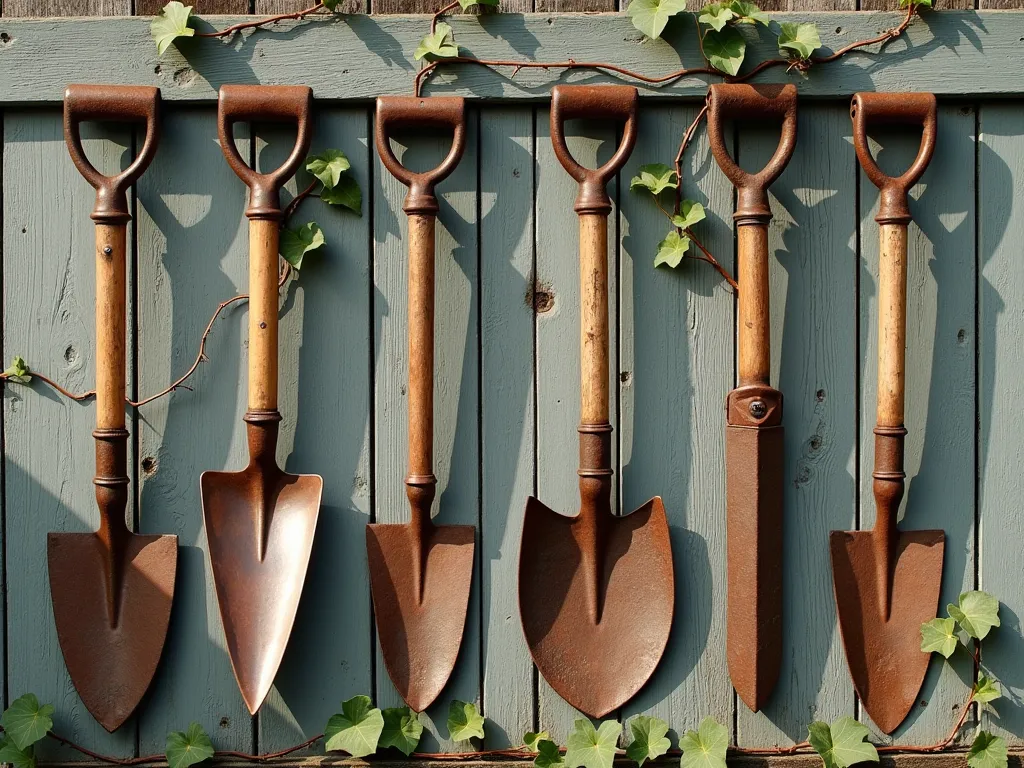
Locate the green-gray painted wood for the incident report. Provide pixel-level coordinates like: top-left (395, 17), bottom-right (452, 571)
top-left (0, 13), bottom-right (1021, 103)
top-left (2, 111), bottom-right (137, 758)
top-left (372, 109), bottom-right (481, 751)
top-left (479, 107), bottom-right (536, 748)
top-left (256, 108), bottom-right (374, 751)
top-left (979, 102), bottom-right (1024, 742)
top-left (134, 108), bottom-right (254, 753)
top-left (735, 104), bottom-right (858, 746)
top-left (856, 104), bottom-right (976, 744)
top-left (617, 103), bottom-right (733, 740)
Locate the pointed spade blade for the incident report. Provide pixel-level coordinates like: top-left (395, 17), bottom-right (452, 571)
top-left (201, 467), bottom-right (322, 714)
top-left (48, 532), bottom-right (177, 732)
top-left (518, 496), bottom-right (674, 718)
top-left (830, 528), bottom-right (945, 734)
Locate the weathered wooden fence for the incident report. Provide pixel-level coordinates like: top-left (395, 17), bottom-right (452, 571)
top-left (1, 8), bottom-right (1024, 763)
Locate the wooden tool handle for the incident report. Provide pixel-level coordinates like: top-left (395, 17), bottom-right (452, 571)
top-left (407, 214), bottom-right (436, 481)
top-left (248, 219), bottom-right (280, 412)
top-left (95, 224), bottom-right (128, 431)
top-left (737, 225), bottom-right (772, 386)
top-left (580, 215), bottom-right (610, 425)
top-left (876, 224), bottom-right (909, 429)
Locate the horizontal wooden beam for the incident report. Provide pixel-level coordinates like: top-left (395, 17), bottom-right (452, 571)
top-left (0, 11), bottom-right (1021, 103)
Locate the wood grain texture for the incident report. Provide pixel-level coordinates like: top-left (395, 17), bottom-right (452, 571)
top-left (856, 104), bottom-right (976, 744)
top-left (373, 107), bottom-right (481, 751)
top-left (133, 110), bottom-right (254, 753)
top-left (3, 13), bottom-right (1020, 102)
top-left (136, 0), bottom-right (249, 13)
top-left (255, 108), bottom-right (373, 751)
top-left (978, 102), bottom-right (1024, 744)
top-left (617, 103), bottom-right (733, 739)
top-left (2, 111), bottom-right (136, 758)
top-left (478, 107), bottom-right (535, 748)
top-left (254, 0), bottom-right (366, 17)
top-left (1, 0), bottom-right (128, 15)
top-left (735, 104), bottom-right (857, 746)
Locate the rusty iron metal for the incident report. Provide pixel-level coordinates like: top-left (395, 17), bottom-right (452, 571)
top-left (519, 85), bottom-right (674, 719)
top-left (370, 96), bottom-right (475, 713)
top-left (831, 91), bottom-right (944, 735)
top-left (707, 83), bottom-right (797, 713)
top-left (50, 84), bottom-right (177, 733)
top-left (201, 84), bottom-right (323, 715)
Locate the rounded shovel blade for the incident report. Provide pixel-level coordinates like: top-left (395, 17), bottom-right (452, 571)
top-left (830, 529), bottom-right (945, 734)
top-left (367, 523), bottom-right (475, 712)
top-left (519, 496), bottom-right (674, 718)
top-left (47, 532), bottom-right (177, 732)
top-left (201, 467), bottom-right (322, 715)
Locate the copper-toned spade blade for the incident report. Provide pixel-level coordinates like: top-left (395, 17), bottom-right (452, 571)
top-left (367, 523), bottom-right (475, 712)
top-left (830, 530), bottom-right (944, 733)
top-left (519, 496), bottom-right (673, 718)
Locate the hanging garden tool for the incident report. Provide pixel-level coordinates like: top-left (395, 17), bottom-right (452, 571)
top-left (369, 96), bottom-right (475, 712)
top-left (201, 85), bottom-right (322, 714)
top-left (50, 84), bottom-right (178, 733)
top-left (706, 83), bottom-right (797, 713)
top-left (519, 85), bottom-right (674, 719)
top-left (831, 92), bottom-right (944, 735)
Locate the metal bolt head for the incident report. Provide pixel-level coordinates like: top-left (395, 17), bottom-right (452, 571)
top-left (103, 246), bottom-right (113, 255)
top-left (749, 400), bottom-right (767, 419)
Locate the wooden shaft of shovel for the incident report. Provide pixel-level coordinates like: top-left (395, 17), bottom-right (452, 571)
top-left (737, 223), bottom-right (772, 386)
top-left (580, 214), bottom-right (610, 425)
top-left (248, 219), bottom-right (280, 413)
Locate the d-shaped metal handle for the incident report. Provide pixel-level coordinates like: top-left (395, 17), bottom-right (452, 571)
top-left (375, 96), bottom-right (466, 215)
top-left (218, 85), bottom-right (313, 220)
top-left (851, 92), bottom-right (937, 224)
top-left (549, 85), bottom-right (638, 215)
top-left (706, 83), bottom-right (798, 222)
top-left (64, 84), bottom-right (161, 224)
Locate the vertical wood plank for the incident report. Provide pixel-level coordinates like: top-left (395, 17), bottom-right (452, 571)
top-left (479, 107), bottom-right (535, 749)
top-left (533, 109), bottom-right (618, 743)
top-left (136, 0), bottom-right (249, 13)
top-left (134, 109), bottom-right (253, 753)
top-left (857, 104), bottom-right (976, 744)
top-left (256, 107), bottom-right (374, 751)
top-left (0, 105), bottom-right (5, 709)
top-left (618, 103), bottom-right (733, 741)
top-left (734, 104), bottom-right (858, 746)
top-left (372, 107), bottom-right (481, 752)
top-left (3, 111), bottom-right (135, 758)
top-left (978, 102), bottom-right (1024, 745)
top-left (253, 0), bottom-right (366, 17)
top-left (2, 0), bottom-right (129, 15)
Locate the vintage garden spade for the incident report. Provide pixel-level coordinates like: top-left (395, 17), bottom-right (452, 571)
top-left (519, 85), bottom-right (674, 718)
top-left (831, 92), bottom-right (945, 735)
top-left (706, 83), bottom-right (797, 713)
top-left (369, 96), bottom-right (475, 712)
top-left (49, 84), bottom-right (177, 732)
top-left (201, 85), bottom-right (322, 714)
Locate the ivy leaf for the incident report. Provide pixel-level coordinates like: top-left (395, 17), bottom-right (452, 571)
top-left (698, 2), bottom-right (736, 31)
top-left (280, 222), bottom-right (325, 271)
top-left (3, 355), bottom-right (32, 384)
top-left (447, 700), bottom-right (485, 742)
top-left (729, 0), bottom-right (769, 24)
top-left (0, 739), bottom-right (35, 768)
top-left (777, 22), bottom-right (821, 61)
top-left (920, 617), bottom-right (958, 658)
top-left (379, 707), bottom-right (423, 756)
top-left (565, 719), bottom-right (621, 768)
top-left (458, 0), bottom-right (499, 9)
top-left (626, 0), bottom-right (687, 40)
top-left (703, 26), bottom-right (746, 76)
top-left (807, 717), bottom-right (878, 768)
top-left (306, 149), bottom-right (351, 190)
top-left (968, 732), bottom-right (1008, 768)
top-left (899, 0), bottom-right (932, 8)
top-left (974, 676), bottom-right (1002, 705)
top-left (324, 695), bottom-right (384, 757)
top-left (536, 740), bottom-right (566, 768)
top-left (525, 732), bottom-right (551, 751)
top-left (165, 723), bottom-right (215, 768)
top-left (630, 164), bottom-right (679, 195)
top-left (2, 695), bottom-right (54, 750)
top-left (414, 22), bottom-right (459, 60)
top-left (679, 716), bottom-right (728, 768)
top-left (626, 715), bottom-right (671, 767)
top-left (673, 200), bottom-right (706, 231)
top-left (151, 1), bottom-right (195, 56)
top-left (321, 175), bottom-right (362, 215)
top-left (322, 0), bottom-right (340, 10)
top-left (949, 591), bottom-right (1001, 640)
top-left (655, 230), bottom-right (691, 268)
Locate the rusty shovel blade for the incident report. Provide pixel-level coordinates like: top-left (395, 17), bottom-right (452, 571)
top-left (519, 496), bottom-right (674, 718)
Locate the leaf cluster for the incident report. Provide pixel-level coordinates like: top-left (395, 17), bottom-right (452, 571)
top-left (921, 590), bottom-right (1001, 658)
top-left (3, 355), bottom-right (32, 384)
top-left (0, 694), bottom-right (54, 768)
top-left (629, 164), bottom-right (707, 268)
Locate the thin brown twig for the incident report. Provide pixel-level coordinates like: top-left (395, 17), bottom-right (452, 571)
top-left (196, 1), bottom-right (327, 38)
top-left (673, 104), bottom-right (708, 214)
top-left (687, 229), bottom-right (738, 290)
top-left (432, 0), bottom-right (461, 34)
top-left (283, 179), bottom-right (319, 221)
top-left (0, 371), bottom-right (94, 401)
